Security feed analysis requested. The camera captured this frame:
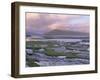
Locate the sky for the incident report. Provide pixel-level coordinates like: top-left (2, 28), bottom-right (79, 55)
top-left (26, 12), bottom-right (90, 35)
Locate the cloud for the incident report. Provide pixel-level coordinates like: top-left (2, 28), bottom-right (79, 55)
top-left (48, 22), bottom-right (69, 30)
top-left (26, 13), bottom-right (40, 20)
top-left (68, 23), bottom-right (89, 33)
top-left (26, 13), bottom-right (90, 34)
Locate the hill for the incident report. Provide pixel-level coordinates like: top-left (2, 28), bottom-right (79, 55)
top-left (44, 29), bottom-right (89, 39)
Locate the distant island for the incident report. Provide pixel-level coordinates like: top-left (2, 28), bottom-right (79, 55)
top-left (26, 29), bottom-right (89, 39)
top-left (44, 29), bottom-right (89, 39)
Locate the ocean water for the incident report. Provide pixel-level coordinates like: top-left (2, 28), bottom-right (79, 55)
top-left (27, 38), bottom-right (82, 42)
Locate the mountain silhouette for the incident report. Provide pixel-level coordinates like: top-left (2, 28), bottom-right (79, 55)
top-left (44, 29), bottom-right (89, 39)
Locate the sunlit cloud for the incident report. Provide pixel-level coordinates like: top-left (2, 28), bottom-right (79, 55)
top-left (26, 13), bottom-right (40, 20)
top-left (48, 23), bottom-right (69, 30)
top-left (26, 13), bottom-right (90, 35)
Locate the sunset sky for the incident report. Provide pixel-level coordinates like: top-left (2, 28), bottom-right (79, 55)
top-left (26, 13), bottom-right (90, 35)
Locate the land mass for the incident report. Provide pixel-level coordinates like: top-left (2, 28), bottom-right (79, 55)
top-left (44, 29), bottom-right (89, 39)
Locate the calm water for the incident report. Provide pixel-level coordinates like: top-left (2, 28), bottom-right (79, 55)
top-left (27, 38), bottom-right (82, 42)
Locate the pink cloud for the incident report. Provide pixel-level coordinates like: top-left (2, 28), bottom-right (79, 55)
top-left (26, 13), bottom-right (40, 20)
top-left (48, 23), bottom-right (69, 30)
top-left (26, 12), bottom-right (90, 34)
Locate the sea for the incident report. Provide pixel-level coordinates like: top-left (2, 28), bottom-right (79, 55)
top-left (26, 38), bottom-right (83, 42)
